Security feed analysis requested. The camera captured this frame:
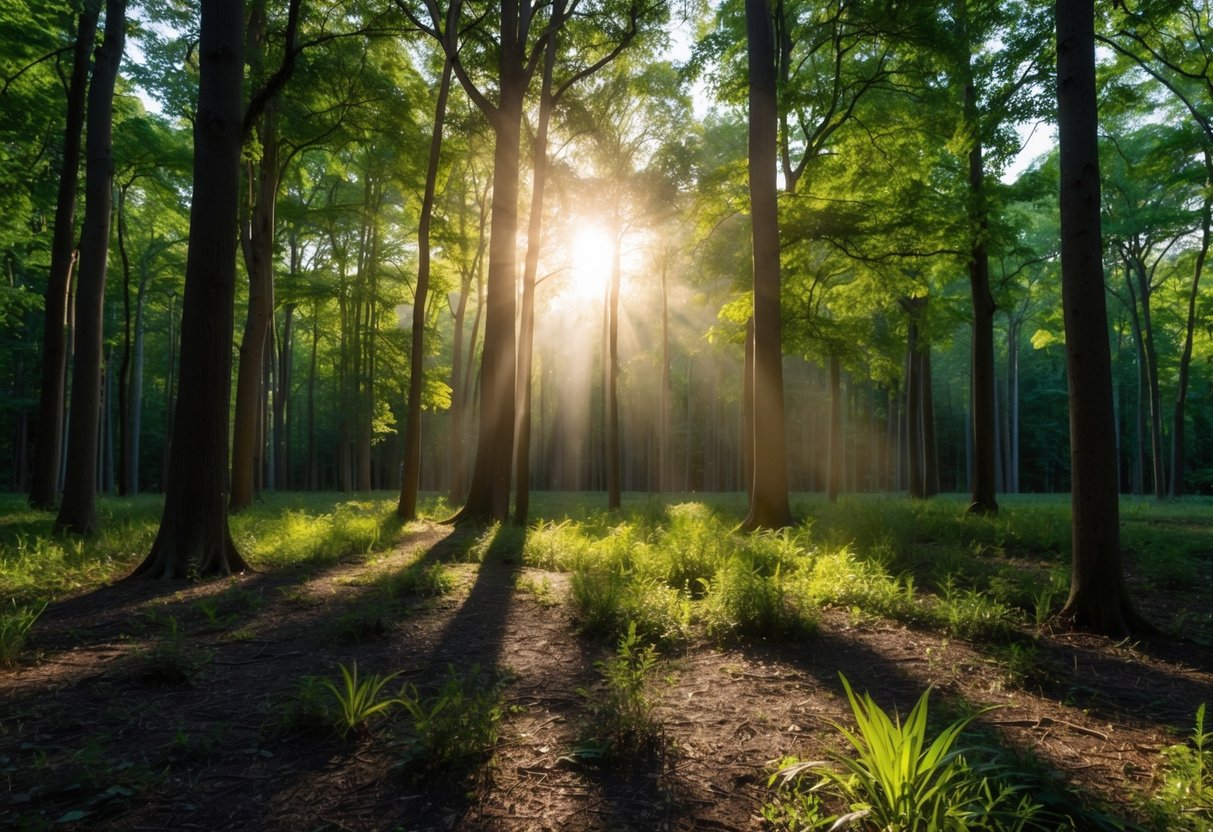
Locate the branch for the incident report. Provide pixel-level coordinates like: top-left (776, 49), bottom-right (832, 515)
top-left (1, 44), bottom-right (73, 97)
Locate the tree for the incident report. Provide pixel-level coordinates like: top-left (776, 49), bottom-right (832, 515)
top-left (133, 0), bottom-right (249, 578)
top-left (1054, 0), bottom-right (1147, 635)
top-left (399, 54), bottom-right (453, 520)
top-left (741, 0), bottom-right (792, 530)
top-left (55, 0), bottom-right (126, 535)
top-left (27, 0), bottom-right (101, 510)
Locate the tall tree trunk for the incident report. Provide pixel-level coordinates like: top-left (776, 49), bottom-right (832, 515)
top-left (606, 225), bottom-right (622, 511)
top-left (660, 256), bottom-right (672, 492)
top-left (963, 49), bottom-right (999, 514)
top-left (56, 0), bottom-right (125, 535)
top-left (29, 0), bottom-right (101, 510)
top-left (230, 100), bottom-right (279, 512)
top-left (453, 72), bottom-right (523, 522)
top-left (741, 0), bottom-right (792, 530)
top-left (134, 0), bottom-right (249, 578)
top-left (920, 341), bottom-right (939, 497)
top-left (127, 268), bottom-right (150, 496)
top-left (742, 317), bottom-right (754, 498)
top-left (116, 184), bottom-right (132, 496)
top-left (275, 302), bottom-right (294, 490)
top-left (161, 292), bottom-right (176, 489)
top-left (827, 353), bottom-right (842, 504)
top-left (1007, 316), bottom-right (1021, 493)
top-left (400, 56), bottom-right (452, 520)
top-left (901, 297), bottom-right (926, 498)
top-left (307, 299), bottom-right (318, 490)
top-left (514, 26), bottom-right (557, 525)
top-left (1130, 258), bottom-right (1166, 499)
top-left (1054, 0), bottom-right (1147, 635)
top-left (1170, 159), bottom-right (1210, 497)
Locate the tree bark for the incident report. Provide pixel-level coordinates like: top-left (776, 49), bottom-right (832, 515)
top-left (741, 0), bottom-right (792, 530)
top-left (1054, 0), bottom-right (1147, 635)
top-left (116, 183), bottom-right (133, 496)
top-left (55, 0), bottom-right (125, 535)
top-left (400, 56), bottom-right (452, 520)
top-left (231, 99), bottom-right (280, 512)
top-left (133, 0), bottom-right (249, 578)
top-left (29, 0), bottom-right (101, 510)
top-left (827, 353), bottom-right (842, 504)
top-left (1170, 157), bottom-right (1210, 497)
top-left (514, 28), bottom-right (557, 525)
top-left (606, 224), bottom-right (622, 511)
top-left (274, 302), bottom-right (294, 489)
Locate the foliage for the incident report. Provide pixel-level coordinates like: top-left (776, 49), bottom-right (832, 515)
top-left (0, 598), bottom-right (46, 666)
top-left (767, 675), bottom-right (1040, 830)
top-left (575, 622), bottom-right (663, 758)
top-left (321, 661), bottom-right (403, 737)
top-left (395, 665), bottom-right (506, 774)
top-left (138, 616), bottom-right (212, 684)
top-left (1152, 704), bottom-right (1213, 831)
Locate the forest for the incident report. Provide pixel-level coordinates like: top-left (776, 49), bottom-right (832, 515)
top-left (1, 0), bottom-right (1212, 829)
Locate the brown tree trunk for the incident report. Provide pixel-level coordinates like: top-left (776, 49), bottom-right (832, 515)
top-left (230, 100), bottom-right (279, 512)
top-left (514, 28), bottom-right (557, 525)
top-left (660, 258), bottom-right (672, 492)
top-left (400, 56), bottom-right (452, 520)
top-left (55, 0), bottom-right (125, 535)
top-left (116, 183), bottom-right (133, 496)
top-left (1170, 159), bottom-right (1209, 498)
top-left (901, 297), bottom-right (925, 498)
top-left (29, 0), bottom-right (100, 510)
top-left (741, 0), bottom-right (792, 530)
top-left (827, 353), bottom-right (842, 504)
top-left (275, 302), bottom-right (294, 489)
top-left (451, 72), bottom-right (523, 523)
top-left (606, 224), bottom-right (622, 511)
top-left (920, 342), bottom-right (939, 498)
top-left (133, 0), bottom-right (249, 578)
top-left (741, 317), bottom-right (754, 499)
top-left (1054, 0), bottom-right (1147, 635)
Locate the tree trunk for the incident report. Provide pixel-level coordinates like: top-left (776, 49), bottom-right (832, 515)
top-left (161, 292), bottom-right (176, 489)
top-left (741, 0), bottom-right (792, 530)
top-left (400, 56), bottom-right (452, 520)
top-left (964, 67), bottom-right (999, 514)
top-left (827, 353), bottom-right (841, 504)
top-left (920, 340), bottom-right (939, 497)
top-left (128, 268), bottom-right (150, 496)
top-left (275, 302), bottom-right (294, 489)
top-left (230, 101), bottom-right (279, 512)
top-left (1130, 258), bottom-right (1166, 499)
top-left (514, 27), bottom-right (557, 524)
top-left (116, 184), bottom-right (132, 496)
top-left (307, 299), bottom-right (318, 490)
top-left (1054, 0), bottom-right (1147, 635)
top-left (452, 68), bottom-right (523, 523)
top-left (29, 0), bottom-right (101, 510)
top-left (606, 224), bottom-right (622, 511)
top-left (133, 0), bottom-right (249, 578)
top-left (741, 317), bottom-right (754, 499)
top-left (1170, 160), bottom-right (1209, 498)
top-left (901, 297), bottom-right (925, 498)
top-left (660, 256), bottom-right (672, 493)
top-left (55, 0), bottom-right (125, 535)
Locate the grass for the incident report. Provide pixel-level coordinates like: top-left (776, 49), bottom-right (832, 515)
top-left (765, 675), bottom-right (1040, 831)
top-left (575, 622), bottom-right (664, 758)
top-left (1151, 703), bottom-right (1213, 831)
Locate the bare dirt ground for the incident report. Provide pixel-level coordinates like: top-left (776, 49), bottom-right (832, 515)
top-left (3, 521), bottom-right (1211, 831)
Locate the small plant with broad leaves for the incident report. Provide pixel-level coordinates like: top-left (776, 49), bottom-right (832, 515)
top-left (395, 665), bottom-right (506, 775)
top-left (139, 615), bottom-right (212, 684)
top-left (766, 674), bottom-right (1041, 830)
top-left (321, 660), bottom-right (402, 737)
top-left (1, 598), bottom-right (46, 666)
top-left (1152, 703), bottom-right (1212, 831)
top-left (575, 621), bottom-right (663, 759)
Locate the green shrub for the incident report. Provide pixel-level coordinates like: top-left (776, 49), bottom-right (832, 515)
top-left (321, 661), bottom-right (402, 737)
top-left (767, 675), bottom-right (1040, 830)
top-left (396, 665), bottom-right (506, 773)
top-left (1152, 704), bottom-right (1213, 830)
top-left (0, 598), bottom-right (46, 666)
top-left (576, 622), bottom-right (663, 758)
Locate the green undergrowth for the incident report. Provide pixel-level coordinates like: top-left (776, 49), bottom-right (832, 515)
top-left (0, 492), bottom-right (450, 606)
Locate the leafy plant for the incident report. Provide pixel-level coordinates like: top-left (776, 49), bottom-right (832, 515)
top-left (395, 665), bottom-right (506, 773)
top-left (768, 675), bottom-right (1039, 830)
top-left (1153, 703), bottom-right (1212, 830)
top-left (576, 622), bottom-right (663, 757)
top-left (321, 661), bottom-right (402, 737)
top-left (139, 616), bottom-right (212, 684)
top-left (0, 598), bottom-right (46, 666)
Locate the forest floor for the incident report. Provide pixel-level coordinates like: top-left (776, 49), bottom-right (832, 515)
top-left (2, 507), bottom-right (1212, 831)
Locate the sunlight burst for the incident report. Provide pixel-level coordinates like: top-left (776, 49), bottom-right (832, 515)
top-left (567, 226), bottom-right (614, 301)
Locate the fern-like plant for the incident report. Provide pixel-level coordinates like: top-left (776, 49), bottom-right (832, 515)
top-left (0, 599), bottom-right (46, 666)
top-left (1154, 703), bottom-right (1212, 830)
top-left (769, 674), bottom-right (1038, 830)
top-left (321, 661), bottom-right (402, 737)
